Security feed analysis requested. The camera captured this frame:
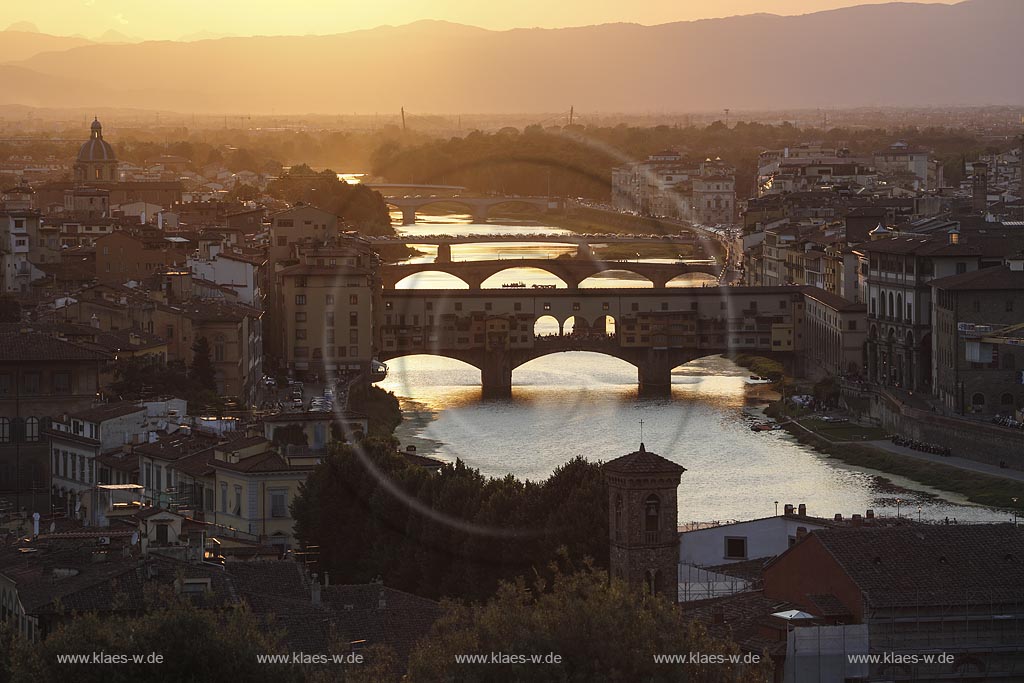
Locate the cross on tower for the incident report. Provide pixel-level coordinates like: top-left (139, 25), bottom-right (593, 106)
top-left (639, 419), bottom-right (644, 444)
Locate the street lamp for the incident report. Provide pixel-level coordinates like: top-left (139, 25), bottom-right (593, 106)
top-left (917, 506), bottom-right (922, 523)
top-left (896, 498), bottom-right (902, 519)
top-left (774, 501), bottom-right (779, 516)
top-left (1013, 497), bottom-right (1019, 526)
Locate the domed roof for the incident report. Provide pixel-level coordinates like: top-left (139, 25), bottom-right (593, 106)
top-left (77, 118), bottom-right (116, 163)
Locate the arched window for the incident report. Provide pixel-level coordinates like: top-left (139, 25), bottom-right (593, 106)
top-left (0, 418), bottom-right (9, 443)
top-left (644, 494), bottom-right (660, 532)
top-left (25, 417), bottom-right (39, 442)
top-left (896, 294), bottom-right (903, 321)
top-left (1001, 393), bottom-right (1015, 406)
top-left (888, 292), bottom-right (895, 319)
top-left (971, 393), bottom-right (986, 407)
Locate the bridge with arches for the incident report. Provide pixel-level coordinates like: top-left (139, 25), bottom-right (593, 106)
top-left (378, 286), bottom-right (802, 397)
top-left (381, 257), bottom-right (722, 289)
top-left (382, 195), bottom-right (555, 224)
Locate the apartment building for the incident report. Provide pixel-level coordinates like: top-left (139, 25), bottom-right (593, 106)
top-left (276, 237), bottom-right (379, 380)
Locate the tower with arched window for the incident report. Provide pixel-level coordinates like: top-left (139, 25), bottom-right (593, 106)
top-left (604, 443), bottom-right (685, 597)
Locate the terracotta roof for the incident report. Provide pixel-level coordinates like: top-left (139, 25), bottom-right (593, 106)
top-left (811, 525), bottom-right (1024, 608)
top-left (0, 331), bottom-right (111, 362)
top-left (684, 590), bottom-right (797, 656)
top-left (95, 450), bottom-right (138, 472)
top-left (802, 286), bottom-right (867, 312)
top-left (212, 450), bottom-right (313, 474)
top-left (169, 448), bottom-right (216, 478)
top-left (319, 583), bottom-right (441, 665)
top-left (69, 401), bottom-right (146, 423)
top-left (603, 444), bottom-right (686, 476)
top-left (930, 264), bottom-right (1024, 291)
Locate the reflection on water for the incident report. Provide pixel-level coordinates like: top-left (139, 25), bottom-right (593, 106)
top-left (380, 353), bottom-right (1006, 524)
top-left (378, 216), bottom-right (1007, 524)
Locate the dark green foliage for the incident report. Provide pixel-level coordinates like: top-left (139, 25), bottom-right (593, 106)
top-left (267, 168), bottom-right (393, 234)
top-left (372, 122), bottom-right (1005, 200)
top-left (347, 384), bottom-right (402, 437)
top-left (291, 438), bottom-right (609, 602)
top-left (271, 424), bottom-right (309, 447)
top-left (109, 356), bottom-right (221, 412)
top-left (6, 600), bottom-right (300, 683)
top-left (189, 337), bottom-right (217, 393)
top-left (406, 559), bottom-right (773, 682)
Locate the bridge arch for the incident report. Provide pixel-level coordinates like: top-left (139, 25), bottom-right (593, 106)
top-left (579, 269), bottom-right (655, 289)
top-left (386, 198), bottom-right (481, 225)
top-left (666, 272), bottom-right (717, 287)
top-left (480, 266), bottom-right (568, 289)
top-left (393, 270), bottom-right (471, 289)
top-left (533, 315), bottom-right (561, 337)
top-left (594, 314), bottom-right (616, 335)
top-left (513, 349), bottom-right (641, 375)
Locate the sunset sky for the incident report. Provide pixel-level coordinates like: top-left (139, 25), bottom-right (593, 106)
top-left (3, 0), bottom-right (962, 41)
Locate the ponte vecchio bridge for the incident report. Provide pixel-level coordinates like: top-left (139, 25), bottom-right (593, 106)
top-left (380, 258), bottom-right (721, 289)
top-left (377, 286), bottom-right (804, 397)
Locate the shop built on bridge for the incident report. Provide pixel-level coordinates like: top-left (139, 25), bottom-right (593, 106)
top-left (378, 286), bottom-right (805, 397)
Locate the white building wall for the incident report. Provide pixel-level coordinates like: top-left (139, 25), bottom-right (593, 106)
top-left (678, 516), bottom-right (830, 566)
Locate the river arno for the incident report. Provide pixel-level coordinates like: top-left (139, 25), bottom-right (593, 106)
top-left (380, 215), bottom-right (1010, 524)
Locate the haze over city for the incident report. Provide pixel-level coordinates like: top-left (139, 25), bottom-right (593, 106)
top-left (0, 1), bottom-right (1022, 681)
top-left (0, 0), bottom-right (1020, 114)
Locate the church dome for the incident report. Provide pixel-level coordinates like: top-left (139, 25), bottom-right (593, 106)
top-left (77, 118), bottom-right (116, 163)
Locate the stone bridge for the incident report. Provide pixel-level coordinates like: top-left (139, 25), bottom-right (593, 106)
top-left (380, 258), bottom-right (722, 289)
top-left (377, 287), bottom-right (803, 397)
top-left (382, 195), bottom-right (554, 224)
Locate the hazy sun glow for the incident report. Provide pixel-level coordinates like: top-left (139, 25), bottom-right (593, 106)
top-left (1, 0), bottom-right (961, 41)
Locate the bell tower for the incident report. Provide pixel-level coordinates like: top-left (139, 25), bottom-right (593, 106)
top-left (604, 443), bottom-right (685, 597)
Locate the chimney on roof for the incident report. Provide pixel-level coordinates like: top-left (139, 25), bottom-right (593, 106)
top-left (795, 526), bottom-right (808, 541)
top-left (865, 509), bottom-right (875, 520)
top-left (784, 504), bottom-right (794, 516)
top-left (798, 503), bottom-right (806, 516)
top-left (852, 514), bottom-right (863, 527)
top-left (834, 513), bottom-right (843, 521)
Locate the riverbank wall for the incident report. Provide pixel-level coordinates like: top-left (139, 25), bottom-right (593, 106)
top-left (840, 381), bottom-right (1024, 471)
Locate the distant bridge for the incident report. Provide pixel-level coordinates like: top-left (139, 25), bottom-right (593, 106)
top-left (378, 286), bottom-right (803, 397)
top-left (365, 233), bottom-right (699, 246)
top-left (365, 183), bottom-right (467, 192)
top-left (380, 195), bottom-right (556, 224)
top-left (380, 257), bottom-right (721, 289)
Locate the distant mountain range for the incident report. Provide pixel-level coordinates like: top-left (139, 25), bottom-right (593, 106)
top-left (0, 0), bottom-right (1021, 115)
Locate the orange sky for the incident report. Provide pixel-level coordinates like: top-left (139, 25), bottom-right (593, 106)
top-left (2, 0), bottom-right (962, 41)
